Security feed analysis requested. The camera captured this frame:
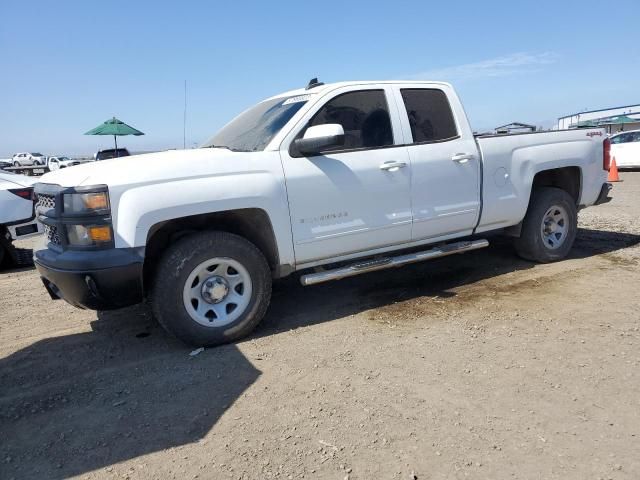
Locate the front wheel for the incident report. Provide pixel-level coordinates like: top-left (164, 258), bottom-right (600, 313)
top-left (13, 161), bottom-right (19, 167)
top-left (150, 231), bottom-right (272, 346)
top-left (33, 160), bottom-right (41, 166)
top-left (513, 187), bottom-right (577, 263)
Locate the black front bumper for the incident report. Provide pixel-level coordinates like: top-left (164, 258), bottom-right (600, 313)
top-left (35, 247), bottom-right (144, 310)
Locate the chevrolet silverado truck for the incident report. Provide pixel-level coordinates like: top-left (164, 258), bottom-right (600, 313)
top-left (33, 80), bottom-right (613, 346)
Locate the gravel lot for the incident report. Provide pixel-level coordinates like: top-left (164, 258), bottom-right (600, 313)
top-left (1, 173), bottom-right (639, 480)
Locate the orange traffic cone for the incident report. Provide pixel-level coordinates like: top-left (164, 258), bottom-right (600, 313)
top-left (608, 156), bottom-right (621, 182)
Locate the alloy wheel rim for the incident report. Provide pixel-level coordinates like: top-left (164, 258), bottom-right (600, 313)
top-left (540, 205), bottom-right (569, 250)
top-left (182, 257), bottom-right (252, 327)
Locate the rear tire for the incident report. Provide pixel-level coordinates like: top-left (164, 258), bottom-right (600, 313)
top-left (513, 187), bottom-right (577, 263)
top-left (150, 231), bottom-right (272, 346)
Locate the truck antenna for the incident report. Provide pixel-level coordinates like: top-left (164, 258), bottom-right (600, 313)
top-left (306, 78), bottom-right (324, 90)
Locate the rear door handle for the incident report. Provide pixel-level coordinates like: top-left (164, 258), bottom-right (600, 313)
top-left (379, 161), bottom-right (407, 172)
top-left (451, 153), bottom-right (475, 163)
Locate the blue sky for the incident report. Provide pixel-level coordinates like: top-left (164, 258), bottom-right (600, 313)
top-left (1, 0), bottom-right (638, 156)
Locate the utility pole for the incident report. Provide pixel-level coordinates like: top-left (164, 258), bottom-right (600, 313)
top-left (183, 80), bottom-right (187, 149)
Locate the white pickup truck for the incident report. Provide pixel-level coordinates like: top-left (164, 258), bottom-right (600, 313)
top-left (34, 80), bottom-right (613, 346)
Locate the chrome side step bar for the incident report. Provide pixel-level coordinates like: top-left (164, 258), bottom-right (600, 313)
top-left (300, 239), bottom-right (489, 286)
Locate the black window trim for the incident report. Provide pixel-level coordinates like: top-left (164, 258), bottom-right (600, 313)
top-left (399, 87), bottom-right (460, 146)
top-left (289, 88), bottom-right (397, 158)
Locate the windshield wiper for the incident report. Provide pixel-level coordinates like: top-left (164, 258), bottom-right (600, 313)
top-left (204, 145), bottom-right (231, 150)
top-left (204, 145), bottom-right (250, 152)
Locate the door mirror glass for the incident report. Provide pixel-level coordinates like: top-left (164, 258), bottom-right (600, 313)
top-left (294, 124), bottom-right (345, 155)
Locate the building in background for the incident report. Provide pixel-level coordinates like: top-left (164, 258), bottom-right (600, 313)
top-left (557, 104), bottom-right (640, 133)
top-left (494, 122), bottom-right (537, 134)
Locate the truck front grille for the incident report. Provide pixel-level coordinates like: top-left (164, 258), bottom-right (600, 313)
top-left (36, 193), bottom-right (56, 211)
top-left (43, 224), bottom-right (61, 245)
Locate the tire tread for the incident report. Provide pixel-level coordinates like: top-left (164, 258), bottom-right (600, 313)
top-left (150, 231), bottom-right (271, 346)
top-left (513, 187), bottom-right (577, 263)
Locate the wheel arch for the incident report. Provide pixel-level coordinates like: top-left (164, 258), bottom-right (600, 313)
top-left (531, 166), bottom-right (582, 205)
top-left (504, 166), bottom-right (582, 237)
top-left (143, 208), bottom-right (282, 290)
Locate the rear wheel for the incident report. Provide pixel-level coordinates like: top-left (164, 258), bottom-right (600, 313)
top-left (150, 231), bottom-right (272, 346)
top-left (513, 187), bottom-right (577, 263)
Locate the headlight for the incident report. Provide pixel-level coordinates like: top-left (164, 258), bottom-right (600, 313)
top-left (63, 192), bottom-right (109, 213)
top-left (66, 224), bottom-right (113, 246)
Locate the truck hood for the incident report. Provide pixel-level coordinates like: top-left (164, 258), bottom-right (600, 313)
top-left (38, 149), bottom-right (255, 188)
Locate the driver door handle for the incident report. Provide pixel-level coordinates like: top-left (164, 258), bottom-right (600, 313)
top-left (379, 161), bottom-right (407, 172)
top-left (451, 153), bottom-right (475, 163)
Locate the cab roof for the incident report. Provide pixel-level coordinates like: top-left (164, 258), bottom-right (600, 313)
top-left (265, 80), bottom-right (453, 101)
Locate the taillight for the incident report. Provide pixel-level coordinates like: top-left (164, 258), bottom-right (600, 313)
top-left (9, 188), bottom-right (34, 200)
top-left (603, 137), bottom-right (611, 171)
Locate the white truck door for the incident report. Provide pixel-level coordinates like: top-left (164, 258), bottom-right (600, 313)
top-left (392, 86), bottom-right (481, 241)
top-left (280, 86), bottom-right (412, 265)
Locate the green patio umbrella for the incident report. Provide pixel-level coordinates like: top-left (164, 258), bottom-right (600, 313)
top-left (84, 117), bottom-right (144, 156)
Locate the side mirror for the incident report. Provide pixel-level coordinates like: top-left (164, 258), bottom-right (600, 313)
top-left (294, 124), bottom-right (345, 156)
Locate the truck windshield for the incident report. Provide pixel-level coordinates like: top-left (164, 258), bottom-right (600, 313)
top-left (202, 95), bottom-right (310, 152)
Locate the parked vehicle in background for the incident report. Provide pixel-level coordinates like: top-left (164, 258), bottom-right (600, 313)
top-left (34, 80), bottom-right (612, 346)
top-left (0, 172), bottom-right (41, 268)
top-left (94, 148), bottom-right (130, 161)
top-left (0, 159), bottom-right (12, 170)
top-left (48, 156), bottom-right (85, 171)
top-left (610, 130), bottom-right (640, 168)
top-left (12, 152), bottom-right (46, 167)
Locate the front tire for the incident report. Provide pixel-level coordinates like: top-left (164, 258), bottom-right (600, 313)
top-left (513, 187), bottom-right (577, 263)
top-left (150, 231), bottom-right (272, 346)
top-left (13, 161), bottom-right (20, 167)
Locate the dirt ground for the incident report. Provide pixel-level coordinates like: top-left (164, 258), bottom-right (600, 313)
top-left (1, 174), bottom-right (639, 480)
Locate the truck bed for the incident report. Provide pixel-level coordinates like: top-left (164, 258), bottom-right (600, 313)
top-left (474, 128), bottom-right (606, 233)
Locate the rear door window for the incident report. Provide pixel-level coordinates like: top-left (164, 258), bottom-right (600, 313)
top-left (400, 89), bottom-right (458, 143)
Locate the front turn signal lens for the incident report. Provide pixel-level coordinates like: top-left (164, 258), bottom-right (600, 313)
top-left (66, 224), bottom-right (113, 246)
top-left (88, 226), bottom-right (112, 242)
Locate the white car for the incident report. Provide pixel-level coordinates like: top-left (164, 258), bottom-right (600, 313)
top-left (12, 152), bottom-right (46, 167)
top-left (34, 79), bottom-right (611, 346)
top-left (610, 130), bottom-right (640, 168)
top-left (48, 156), bottom-right (85, 171)
top-left (0, 172), bottom-right (42, 267)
